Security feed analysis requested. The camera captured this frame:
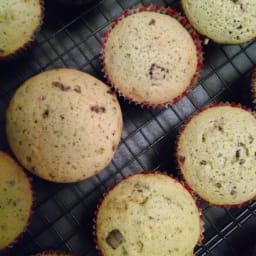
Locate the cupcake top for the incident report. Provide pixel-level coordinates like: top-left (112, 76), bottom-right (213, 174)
top-left (0, 152), bottom-right (33, 250)
top-left (181, 0), bottom-right (256, 44)
top-left (177, 105), bottom-right (256, 205)
top-left (96, 173), bottom-right (202, 256)
top-left (0, 0), bottom-right (43, 59)
top-left (6, 68), bottom-right (123, 183)
top-left (103, 8), bottom-right (201, 107)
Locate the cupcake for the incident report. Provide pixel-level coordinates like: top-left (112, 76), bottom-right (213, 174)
top-left (0, 0), bottom-right (43, 60)
top-left (95, 173), bottom-right (202, 256)
top-left (181, 0), bottom-right (256, 44)
top-left (6, 68), bottom-right (123, 183)
top-left (177, 104), bottom-right (256, 206)
top-left (102, 5), bottom-right (203, 108)
top-left (32, 252), bottom-right (74, 256)
top-left (251, 68), bottom-right (256, 105)
top-left (0, 151), bottom-right (33, 250)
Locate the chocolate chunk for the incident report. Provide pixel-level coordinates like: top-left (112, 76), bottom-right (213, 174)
top-left (73, 85), bottom-right (82, 94)
top-left (26, 156), bottom-right (32, 163)
top-left (200, 160), bottom-right (207, 165)
top-left (52, 81), bottom-right (71, 91)
top-left (106, 229), bottom-right (125, 249)
top-left (236, 149), bottom-right (240, 160)
top-left (60, 115), bottom-right (65, 120)
top-left (90, 105), bottom-right (106, 113)
top-left (215, 182), bottom-right (222, 188)
top-left (239, 159), bottom-right (245, 165)
top-left (148, 63), bottom-right (169, 81)
top-left (240, 3), bottom-right (247, 12)
top-left (42, 109), bottom-right (49, 118)
top-left (178, 155), bottom-right (186, 164)
top-left (148, 19), bottom-right (156, 25)
top-left (230, 189), bottom-right (237, 196)
top-left (112, 143), bottom-right (116, 152)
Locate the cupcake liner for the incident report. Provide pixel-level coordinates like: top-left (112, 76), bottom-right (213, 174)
top-left (0, 0), bottom-right (44, 63)
top-left (93, 171), bottom-right (204, 255)
top-left (176, 102), bottom-right (256, 208)
top-left (0, 156), bottom-right (34, 253)
top-left (251, 68), bottom-right (256, 107)
top-left (100, 5), bottom-right (204, 109)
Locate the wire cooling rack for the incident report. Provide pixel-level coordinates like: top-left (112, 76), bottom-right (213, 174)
top-left (1, 0), bottom-right (256, 255)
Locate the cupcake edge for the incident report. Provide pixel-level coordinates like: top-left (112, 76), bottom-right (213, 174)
top-left (0, 151), bottom-right (34, 252)
top-left (0, 0), bottom-right (45, 62)
top-left (100, 5), bottom-right (204, 109)
top-left (251, 68), bottom-right (256, 107)
top-left (93, 171), bottom-right (204, 256)
top-left (176, 102), bottom-right (256, 207)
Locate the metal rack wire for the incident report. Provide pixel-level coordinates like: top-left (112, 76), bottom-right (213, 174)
top-left (1, 0), bottom-right (256, 255)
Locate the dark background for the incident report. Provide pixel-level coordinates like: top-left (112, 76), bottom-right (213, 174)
top-left (1, 0), bottom-right (256, 255)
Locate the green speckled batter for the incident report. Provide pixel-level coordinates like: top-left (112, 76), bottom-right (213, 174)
top-left (0, 152), bottom-right (32, 249)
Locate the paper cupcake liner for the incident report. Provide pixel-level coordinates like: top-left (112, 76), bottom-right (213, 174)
top-left (0, 158), bottom-right (34, 253)
top-left (0, 0), bottom-right (44, 63)
top-left (176, 102), bottom-right (256, 208)
top-left (93, 171), bottom-right (204, 256)
top-left (251, 68), bottom-right (256, 107)
top-left (100, 5), bottom-right (204, 109)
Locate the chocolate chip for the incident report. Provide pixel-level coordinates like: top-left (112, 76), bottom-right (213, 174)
top-left (218, 126), bottom-right (224, 132)
top-left (178, 155), bottom-right (186, 164)
top-left (148, 19), bottom-right (156, 25)
top-left (200, 160), bottom-right (207, 165)
top-left (148, 63), bottom-right (169, 81)
top-left (26, 156), bottom-right (32, 163)
top-left (239, 159), bottom-right (245, 165)
top-left (42, 109), bottom-right (49, 118)
top-left (60, 115), bottom-right (65, 120)
top-left (236, 149), bottom-right (240, 160)
top-left (90, 105), bottom-right (106, 113)
top-left (240, 3), bottom-right (247, 12)
top-left (52, 81), bottom-right (71, 91)
top-left (112, 143), bottom-right (116, 152)
top-left (73, 85), bottom-right (82, 94)
top-left (230, 189), bottom-right (237, 196)
top-left (249, 135), bottom-right (254, 144)
top-left (106, 229), bottom-right (125, 249)
top-left (215, 182), bottom-right (222, 188)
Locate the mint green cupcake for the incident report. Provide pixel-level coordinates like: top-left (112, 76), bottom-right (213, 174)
top-left (0, 0), bottom-right (43, 60)
top-left (181, 0), bottom-right (256, 44)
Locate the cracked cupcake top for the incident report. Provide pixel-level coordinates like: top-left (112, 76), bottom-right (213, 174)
top-left (96, 173), bottom-right (202, 256)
